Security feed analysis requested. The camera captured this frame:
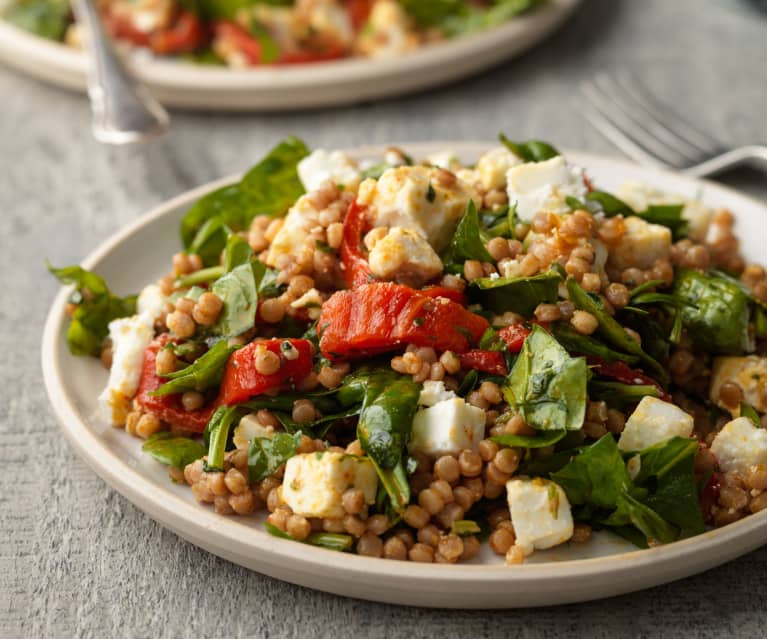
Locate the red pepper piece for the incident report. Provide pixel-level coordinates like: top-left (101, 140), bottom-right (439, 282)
top-left (420, 285), bottom-right (467, 306)
top-left (219, 338), bottom-right (313, 405)
top-left (212, 21), bottom-right (263, 65)
top-left (319, 282), bottom-right (489, 360)
top-left (341, 199), bottom-right (375, 288)
top-left (586, 356), bottom-right (671, 401)
top-left (498, 324), bottom-right (532, 353)
top-left (459, 350), bottom-right (508, 376)
top-left (150, 10), bottom-right (207, 55)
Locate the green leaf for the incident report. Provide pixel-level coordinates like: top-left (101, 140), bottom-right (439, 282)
top-left (5, 0), bottom-right (70, 39)
top-left (141, 433), bottom-right (206, 471)
top-left (248, 432), bottom-right (302, 483)
top-left (499, 134), bottom-right (559, 162)
top-left (249, 19), bottom-right (279, 63)
top-left (188, 217), bottom-right (231, 267)
top-left (673, 268), bottom-right (752, 355)
top-left (587, 380), bottom-right (660, 408)
top-left (638, 204), bottom-right (688, 240)
top-left (604, 492), bottom-right (678, 545)
top-left (740, 402), bottom-right (762, 427)
top-left (470, 268), bottom-right (562, 316)
top-left (550, 323), bottom-right (640, 366)
top-left (151, 340), bottom-right (236, 396)
top-left (451, 520), bottom-right (482, 536)
top-left (211, 262), bottom-right (259, 337)
top-left (264, 522), bottom-right (353, 551)
top-left (175, 266), bottom-right (226, 288)
top-left (586, 191), bottom-right (636, 217)
top-left (180, 184), bottom-right (257, 250)
top-left (504, 325), bottom-right (588, 431)
top-left (444, 201), bottom-right (493, 265)
top-left (222, 233), bottom-right (253, 272)
top-left (48, 263), bottom-right (136, 356)
top-left (204, 405), bottom-right (240, 472)
top-left (490, 429), bottom-right (566, 448)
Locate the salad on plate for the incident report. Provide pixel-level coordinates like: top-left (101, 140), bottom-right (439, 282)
top-left (50, 136), bottom-right (767, 565)
top-left (4, 0), bottom-right (543, 66)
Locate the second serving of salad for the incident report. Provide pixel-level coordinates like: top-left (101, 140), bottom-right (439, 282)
top-left (51, 136), bottom-right (767, 565)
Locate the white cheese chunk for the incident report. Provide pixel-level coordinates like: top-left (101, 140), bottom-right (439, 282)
top-left (505, 156), bottom-right (587, 222)
top-left (426, 150), bottom-right (460, 171)
top-left (476, 146), bottom-right (522, 191)
top-left (355, 0), bottom-right (419, 58)
top-left (618, 396), bottom-right (694, 452)
top-left (281, 452), bottom-right (378, 519)
top-left (710, 356), bottom-right (767, 415)
top-left (506, 477), bottom-right (574, 557)
top-left (358, 165), bottom-right (480, 253)
top-left (308, 3), bottom-right (355, 48)
top-left (711, 417), bottom-right (767, 475)
top-left (233, 413), bottom-right (276, 450)
top-left (137, 283), bottom-right (166, 320)
top-left (408, 398), bottom-right (486, 457)
top-left (290, 287), bottom-right (324, 320)
top-left (367, 226), bottom-right (443, 287)
top-left (607, 216), bottom-right (672, 271)
top-left (98, 313), bottom-right (155, 425)
top-left (265, 194), bottom-right (321, 268)
top-left (297, 149), bottom-right (360, 192)
top-left (419, 381), bottom-right (457, 407)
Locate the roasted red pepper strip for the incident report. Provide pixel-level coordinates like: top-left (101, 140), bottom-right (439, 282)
top-left (136, 336), bottom-right (214, 433)
top-left (586, 356), bottom-right (671, 401)
top-left (498, 324), bottom-right (532, 353)
top-left (459, 350), bottom-right (508, 376)
top-left (104, 11), bottom-right (152, 47)
top-left (420, 285), bottom-right (467, 306)
top-left (150, 10), bottom-right (207, 55)
top-left (341, 199), bottom-right (375, 288)
top-left (219, 338), bottom-right (313, 405)
top-left (346, 0), bottom-right (374, 30)
top-left (319, 282), bottom-right (489, 360)
top-left (213, 20), bottom-right (263, 64)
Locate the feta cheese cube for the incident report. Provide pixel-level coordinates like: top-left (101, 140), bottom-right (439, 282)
top-left (265, 194), bottom-right (321, 268)
top-left (476, 146), bottom-right (521, 191)
top-left (419, 380), bottom-right (457, 407)
top-left (233, 413), bottom-right (276, 450)
top-left (290, 287), bottom-right (324, 320)
top-left (618, 396), bottom-right (694, 452)
top-left (505, 156), bottom-right (587, 222)
top-left (358, 165), bottom-right (480, 253)
top-left (367, 226), bottom-right (443, 287)
top-left (281, 452), bottom-right (378, 519)
top-left (506, 477), bottom-right (574, 556)
top-left (297, 149), bottom-right (360, 193)
top-left (408, 398), bottom-right (486, 457)
top-left (137, 283), bottom-right (166, 320)
top-left (607, 216), bottom-right (672, 271)
top-left (426, 150), bottom-right (460, 171)
top-left (711, 417), bottom-right (767, 475)
top-left (98, 313), bottom-right (155, 424)
top-left (710, 356), bottom-right (767, 414)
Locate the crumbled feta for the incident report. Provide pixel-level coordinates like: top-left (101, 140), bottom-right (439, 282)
top-left (308, 3), bottom-right (354, 48)
top-left (476, 146), bottom-right (522, 191)
top-left (355, 0), bottom-right (419, 58)
top-left (367, 226), bottom-right (443, 287)
top-left (607, 216), bottom-right (672, 271)
top-left (617, 181), bottom-right (713, 242)
top-left (98, 313), bottom-right (155, 425)
top-left (265, 194), bottom-right (321, 268)
top-left (426, 150), bottom-right (460, 171)
top-left (710, 356), bottom-right (767, 414)
top-left (358, 165), bottom-right (480, 253)
top-left (506, 477), bottom-right (574, 557)
top-left (297, 149), bottom-right (360, 192)
top-left (419, 380), bottom-right (457, 407)
top-left (505, 156), bottom-right (588, 222)
top-left (711, 417), bottom-right (767, 475)
top-left (233, 413), bottom-right (276, 450)
top-left (618, 396), bottom-right (694, 452)
top-left (408, 397), bottom-right (486, 457)
top-left (137, 284), bottom-right (166, 320)
top-left (290, 287), bottom-right (324, 320)
top-left (281, 452), bottom-right (378, 518)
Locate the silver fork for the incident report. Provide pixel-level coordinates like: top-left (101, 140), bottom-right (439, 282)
top-left (581, 72), bottom-right (767, 178)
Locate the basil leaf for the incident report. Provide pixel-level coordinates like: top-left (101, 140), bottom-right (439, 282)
top-left (444, 201), bottom-right (493, 266)
top-left (151, 340), bottom-right (236, 396)
top-left (471, 268), bottom-right (562, 316)
top-left (48, 263), bottom-right (136, 356)
top-left (5, 0), bottom-right (70, 39)
top-left (142, 433), bottom-right (206, 470)
top-left (490, 429), bottom-right (566, 448)
top-left (673, 267), bottom-right (752, 355)
top-left (248, 432), bottom-right (302, 483)
top-left (499, 134), bottom-right (559, 162)
top-left (504, 325), bottom-right (588, 431)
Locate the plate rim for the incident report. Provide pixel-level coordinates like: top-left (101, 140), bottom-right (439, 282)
top-left (41, 142), bottom-right (767, 606)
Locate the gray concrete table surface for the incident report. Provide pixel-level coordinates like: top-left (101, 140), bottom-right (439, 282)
top-left (2, 0), bottom-right (767, 636)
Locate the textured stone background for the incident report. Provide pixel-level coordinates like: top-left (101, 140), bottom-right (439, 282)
top-left (2, 0), bottom-right (767, 636)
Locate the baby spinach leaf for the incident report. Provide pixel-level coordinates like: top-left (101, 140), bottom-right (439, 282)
top-left (550, 323), bottom-right (640, 366)
top-left (444, 201), bottom-right (493, 265)
top-left (499, 134), bottom-right (559, 162)
top-left (471, 268), bottom-right (562, 316)
top-left (586, 191), bottom-right (636, 217)
top-left (188, 217), bottom-right (231, 267)
top-left (204, 405), bottom-right (240, 471)
top-left (588, 380), bottom-right (659, 408)
top-left (673, 268), bottom-right (752, 355)
top-left (48, 263), bottom-right (137, 356)
top-left (211, 262), bottom-right (259, 337)
top-left (504, 325), bottom-right (587, 431)
top-left (181, 184), bottom-right (257, 250)
top-left (151, 340), bottom-right (236, 396)
top-left (142, 433), bottom-right (206, 470)
top-left (272, 405), bottom-right (361, 438)
top-left (490, 429), bottom-right (566, 448)
top-left (604, 492), bottom-right (678, 545)
top-left (175, 266), bottom-right (226, 288)
top-left (5, 0), bottom-right (70, 39)
top-left (639, 204), bottom-right (688, 240)
top-left (248, 431), bottom-right (302, 483)
top-left (222, 233), bottom-right (253, 272)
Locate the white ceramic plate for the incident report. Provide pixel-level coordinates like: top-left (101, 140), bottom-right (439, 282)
top-left (42, 142), bottom-right (767, 608)
top-left (0, 1), bottom-right (580, 110)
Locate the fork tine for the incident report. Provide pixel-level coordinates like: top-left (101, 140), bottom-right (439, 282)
top-left (581, 104), bottom-right (670, 170)
top-left (581, 81), bottom-right (690, 167)
top-left (593, 74), bottom-right (707, 164)
top-left (613, 72), bottom-right (723, 155)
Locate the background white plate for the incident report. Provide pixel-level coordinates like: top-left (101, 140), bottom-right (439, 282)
top-left (0, 0), bottom-right (580, 110)
top-left (42, 143), bottom-right (767, 608)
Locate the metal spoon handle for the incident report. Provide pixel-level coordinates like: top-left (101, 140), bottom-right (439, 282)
top-left (72, 0), bottom-right (169, 144)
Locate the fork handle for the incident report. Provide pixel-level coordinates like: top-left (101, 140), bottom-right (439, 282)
top-left (685, 146), bottom-right (767, 178)
top-left (72, 0), bottom-right (169, 144)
